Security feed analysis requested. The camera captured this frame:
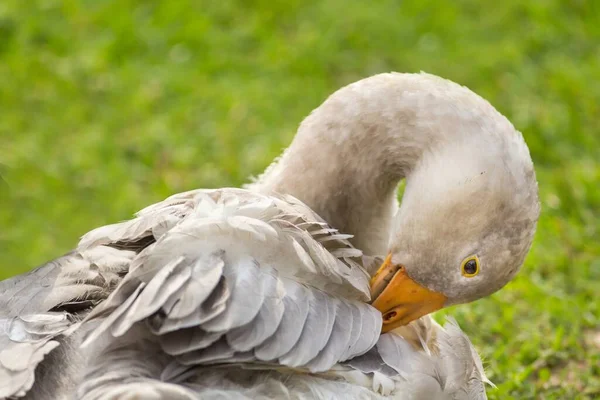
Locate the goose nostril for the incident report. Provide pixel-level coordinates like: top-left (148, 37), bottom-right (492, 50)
top-left (383, 311), bottom-right (397, 321)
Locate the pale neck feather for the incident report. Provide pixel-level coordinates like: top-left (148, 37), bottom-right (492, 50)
top-left (250, 73), bottom-right (532, 258)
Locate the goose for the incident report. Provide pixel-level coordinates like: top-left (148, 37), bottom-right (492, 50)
top-left (0, 72), bottom-right (539, 399)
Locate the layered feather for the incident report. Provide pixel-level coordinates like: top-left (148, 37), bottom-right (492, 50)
top-left (0, 313), bottom-right (72, 398)
top-left (79, 189), bottom-right (381, 386)
top-left (0, 247), bottom-right (136, 399)
top-left (0, 188), bottom-right (374, 399)
top-left (339, 317), bottom-right (492, 399)
top-left (76, 317), bottom-right (491, 400)
top-left (1, 187), bottom-right (492, 400)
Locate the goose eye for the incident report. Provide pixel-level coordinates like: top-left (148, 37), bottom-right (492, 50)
top-left (461, 256), bottom-right (480, 277)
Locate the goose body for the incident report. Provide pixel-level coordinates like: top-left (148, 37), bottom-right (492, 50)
top-left (1, 189), bottom-right (487, 400)
top-left (0, 72), bottom-right (539, 399)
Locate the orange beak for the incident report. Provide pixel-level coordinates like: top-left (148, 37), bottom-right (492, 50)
top-left (370, 253), bottom-right (447, 332)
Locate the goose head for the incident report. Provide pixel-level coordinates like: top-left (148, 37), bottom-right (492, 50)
top-left (252, 72), bottom-right (540, 332)
top-left (369, 125), bottom-right (540, 331)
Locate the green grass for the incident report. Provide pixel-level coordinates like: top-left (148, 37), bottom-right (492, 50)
top-left (1, 1), bottom-right (599, 398)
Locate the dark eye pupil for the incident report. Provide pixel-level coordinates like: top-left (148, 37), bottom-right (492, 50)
top-left (464, 260), bottom-right (478, 274)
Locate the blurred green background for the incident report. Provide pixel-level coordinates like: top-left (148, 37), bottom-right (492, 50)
top-left (1, 1), bottom-right (599, 398)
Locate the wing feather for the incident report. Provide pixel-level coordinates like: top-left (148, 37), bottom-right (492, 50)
top-left (160, 328), bottom-right (223, 357)
top-left (0, 312), bottom-right (72, 399)
top-left (339, 303), bottom-right (363, 361)
top-left (278, 288), bottom-right (336, 367)
top-left (253, 279), bottom-right (310, 361)
top-left (22, 188), bottom-right (385, 398)
top-left (151, 277), bottom-right (230, 335)
top-left (226, 267), bottom-right (285, 352)
top-left (200, 257), bottom-right (265, 332)
top-left (81, 282), bottom-right (147, 347)
top-left (377, 333), bottom-right (422, 375)
top-left (303, 299), bottom-right (352, 372)
top-left (110, 257), bottom-right (189, 336)
top-left (344, 304), bottom-right (382, 360)
top-left (160, 255), bottom-right (225, 321)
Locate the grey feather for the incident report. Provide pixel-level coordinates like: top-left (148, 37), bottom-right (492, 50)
top-left (376, 333), bottom-right (422, 375)
top-left (344, 346), bottom-right (399, 378)
top-left (167, 254), bottom-right (225, 321)
top-left (278, 288), bottom-right (336, 367)
top-left (437, 318), bottom-right (476, 393)
top-left (344, 304), bottom-right (382, 360)
top-left (153, 276), bottom-right (230, 335)
top-left (339, 303), bottom-right (364, 362)
top-left (0, 340), bottom-right (60, 398)
top-left (226, 267), bottom-right (285, 352)
top-left (340, 318), bottom-right (492, 400)
top-left (329, 248), bottom-right (364, 259)
top-left (176, 337), bottom-right (237, 365)
top-left (253, 279), bottom-right (310, 361)
top-left (160, 328), bottom-right (223, 356)
top-left (226, 215), bottom-right (279, 241)
top-left (303, 299), bottom-right (352, 372)
top-left (110, 257), bottom-right (189, 336)
top-left (0, 244), bottom-right (138, 399)
top-left (80, 282), bottom-right (146, 347)
top-left (0, 312), bottom-right (74, 398)
top-left (1, 188), bottom-right (383, 399)
top-left (290, 238), bottom-right (319, 273)
top-left (201, 257), bottom-right (265, 332)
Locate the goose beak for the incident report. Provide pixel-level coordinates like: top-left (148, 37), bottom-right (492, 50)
top-left (370, 253), bottom-right (447, 332)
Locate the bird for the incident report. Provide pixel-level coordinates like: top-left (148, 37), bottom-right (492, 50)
top-left (0, 72), bottom-right (539, 399)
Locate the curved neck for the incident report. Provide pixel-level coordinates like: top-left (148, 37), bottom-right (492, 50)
top-left (252, 137), bottom-right (404, 256)
top-left (249, 73), bottom-right (517, 257)
top-left (250, 75), bottom-right (442, 255)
